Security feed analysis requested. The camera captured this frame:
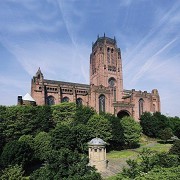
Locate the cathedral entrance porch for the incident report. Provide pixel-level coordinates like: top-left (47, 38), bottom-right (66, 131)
top-left (117, 110), bottom-right (130, 119)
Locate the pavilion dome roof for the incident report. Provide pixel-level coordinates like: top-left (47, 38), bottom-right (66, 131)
top-left (88, 137), bottom-right (106, 146)
top-left (23, 93), bottom-right (35, 102)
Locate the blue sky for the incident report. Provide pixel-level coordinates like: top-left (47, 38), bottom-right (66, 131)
top-left (0, 0), bottom-right (179, 117)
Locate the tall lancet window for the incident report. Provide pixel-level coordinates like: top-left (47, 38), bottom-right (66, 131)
top-left (107, 47), bottom-right (110, 64)
top-left (99, 94), bottom-right (105, 113)
top-left (111, 48), bottom-right (115, 64)
top-left (139, 98), bottom-right (144, 117)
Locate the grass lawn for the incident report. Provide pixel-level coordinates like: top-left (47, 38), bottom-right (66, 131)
top-left (146, 143), bottom-right (172, 152)
top-left (107, 142), bottom-right (172, 159)
top-left (107, 149), bottom-right (138, 159)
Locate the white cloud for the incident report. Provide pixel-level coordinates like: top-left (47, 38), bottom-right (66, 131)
top-left (1, 40), bottom-right (90, 84)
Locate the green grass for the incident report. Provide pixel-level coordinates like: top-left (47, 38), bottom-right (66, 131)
top-left (107, 142), bottom-right (172, 159)
top-left (147, 143), bottom-right (172, 152)
top-left (107, 150), bottom-right (138, 159)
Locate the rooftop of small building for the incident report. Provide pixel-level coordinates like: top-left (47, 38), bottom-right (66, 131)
top-left (23, 93), bottom-right (35, 102)
top-left (88, 137), bottom-right (106, 146)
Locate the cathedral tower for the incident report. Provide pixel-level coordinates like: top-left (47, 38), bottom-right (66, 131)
top-left (90, 35), bottom-right (123, 101)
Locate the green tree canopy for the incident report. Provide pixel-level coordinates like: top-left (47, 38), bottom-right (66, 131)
top-left (0, 165), bottom-right (25, 180)
top-left (121, 116), bottom-right (142, 148)
top-left (50, 124), bottom-right (76, 150)
top-left (169, 116), bottom-right (180, 138)
top-left (30, 149), bottom-right (101, 180)
top-left (33, 132), bottom-right (52, 160)
top-left (71, 124), bottom-right (90, 153)
top-left (87, 114), bottom-right (112, 142)
top-left (51, 102), bottom-right (76, 125)
top-left (101, 113), bottom-right (123, 149)
top-left (74, 105), bottom-right (96, 125)
top-left (2, 105), bottom-right (53, 142)
top-left (0, 140), bottom-right (33, 170)
top-left (140, 112), bottom-right (170, 138)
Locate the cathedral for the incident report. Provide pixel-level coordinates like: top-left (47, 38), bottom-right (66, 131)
top-left (30, 35), bottom-right (160, 121)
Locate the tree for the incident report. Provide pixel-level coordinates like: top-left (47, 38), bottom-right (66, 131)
top-left (2, 105), bottom-right (53, 142)
top-left (169, 116), bottom-right (180, 138)
top-left (74, 105), bottom-right (95, 125)
top-left (30, 149), bottom-right (101, 180)
top-left (0, 106), bottom-right (6, 154)
top-left (140, 112), bottom-right (170, 138)
top-left (0, 140), bottom-right (33, 170)
top-left (140, 112), bottom-right (158, 137)
top-left (33, 132), bottom-right (52, 160)
top-left (51, 102), bottom-right (76, 125)
top-left (121, 116), bottom-right (142, 148)
top-left (0, 165), bottom-right (25, 180)
top-left (87, 114), bottom-right (112, 142)
top-left (50, 124), bottom-right (76, 150)
top-left (18, 134), bottom-right (34, 149)
top-left (101, 113), bottom-right (123, 149)
top-left (71, 124), bottom-right (90, 153)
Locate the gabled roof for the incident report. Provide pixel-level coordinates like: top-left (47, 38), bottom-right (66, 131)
top-left (23, 93), bottom-right (35, 102)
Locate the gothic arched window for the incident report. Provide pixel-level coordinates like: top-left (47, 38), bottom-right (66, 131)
top-left (99, 94), bottom-right (105, 113)
top-left (62, 97), bottom-right (69, 103)
top-left (139, 98), bottom-right (144, 117)
top-left (76, 98), bottom-right (83, 106)
top-left (47, 96), bottom-right (55, 105)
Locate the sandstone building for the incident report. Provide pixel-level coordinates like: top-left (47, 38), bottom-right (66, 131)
top-left (31, 35), bottom-right (160, 120)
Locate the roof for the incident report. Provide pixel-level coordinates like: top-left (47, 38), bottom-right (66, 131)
top-left (23, 93), bottom-right (35, 102)
top-left (88, 137), bottom-right (106, 146)
top-left (44, 79), bottom-right (90, 88)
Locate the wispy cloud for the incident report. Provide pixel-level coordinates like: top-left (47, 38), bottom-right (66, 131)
top-left (0, 0), bottom-right (179, 116)
top-left (123, 2), bottom-right (180, 86)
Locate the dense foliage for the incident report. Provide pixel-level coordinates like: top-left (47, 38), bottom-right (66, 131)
top-left (121, 116), bottom-right (142, 148)
top-left (0, 104), bottom-right (100, 178)
top-left (140, 112), bottom-right (180, 139)
top-left (169, 139), bottom-right (180, 157)
top-left (114, 148), bottom-right (180, 180)
top-left (1, 104), bottom-right (179, 179)
top-left (0, 165), bottom-right (25, 180)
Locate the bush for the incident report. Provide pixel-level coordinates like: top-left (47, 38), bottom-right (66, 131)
top-left (169, 140), bottom-right (180, 156)
top-left (135, 166), bottom-right (180, 180)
